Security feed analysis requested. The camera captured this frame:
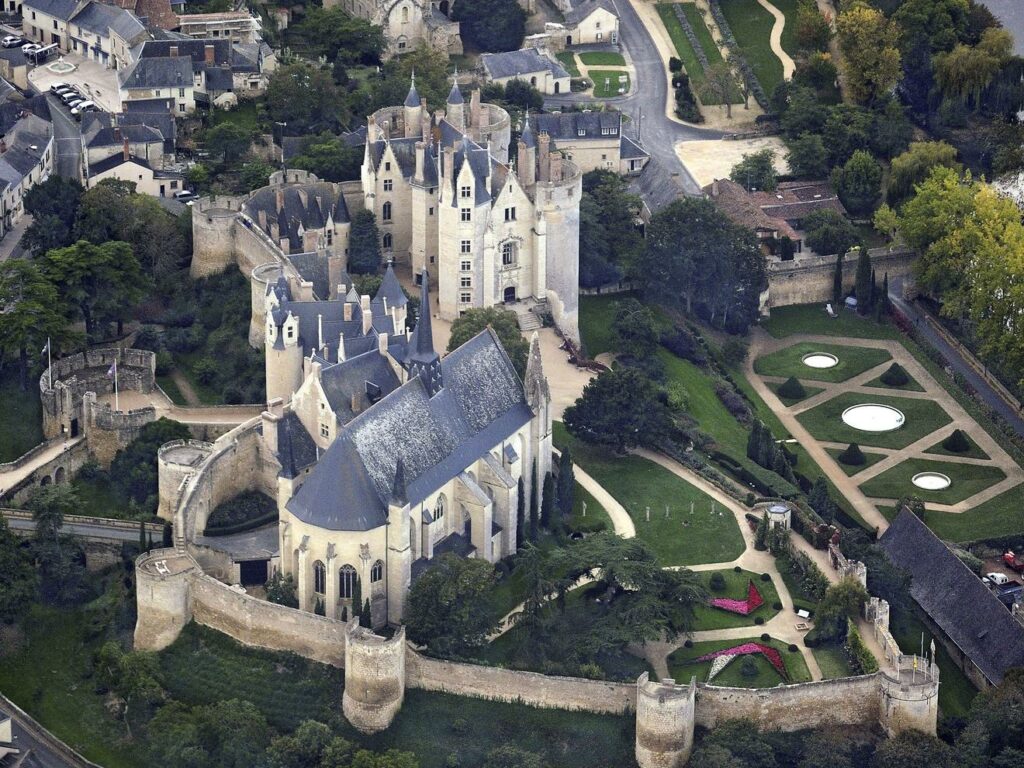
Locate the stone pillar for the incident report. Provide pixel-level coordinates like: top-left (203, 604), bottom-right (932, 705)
top-left (635, 674), bottom-right (695, 768)
top-left (342, 623), bottom-right (406, 733)
top-left (297, 537), bottom-right (311, 612)
top-left (325, 544), bottom-right (339, 620)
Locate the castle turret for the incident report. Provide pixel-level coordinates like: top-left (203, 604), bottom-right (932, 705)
top-left (403, 73), bottom-right (422, 138)
top-left (342, 622), bottom-right (407, 733)
top-left (266, 307), bottom-right (303, 403)
top-left (635, 674), bottom-right (696, 768)
top-left (446, 72), bottom-right (464, 131)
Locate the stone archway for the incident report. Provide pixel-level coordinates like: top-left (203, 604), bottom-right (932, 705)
top-left (54, 466), bottom-right (66, 485)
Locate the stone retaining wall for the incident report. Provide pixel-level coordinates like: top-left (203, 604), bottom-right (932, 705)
top-left (768, 248), bottom-right (916, 309)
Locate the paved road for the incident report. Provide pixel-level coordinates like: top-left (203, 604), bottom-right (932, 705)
top-left (2, 705), bottom-right (85, 768)
top-left (4, 514), bottom-right (158, 542)
top-left (0, 212), bottom-right (31, 261)
top-left (543, 0), bottom-right (725, 195)
top-left (889, 277), bottom-right (1024, 439)
top-left (44, 93), bottom-right (82, 181)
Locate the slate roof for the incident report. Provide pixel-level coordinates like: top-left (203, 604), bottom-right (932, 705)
top-left (564, 0), bottom-right (618, 26)
top-left (205, 66), bottom-right (234, 91)
top-left (139, 38), bottom-right (232, 65)
top-left (0, 47), bottom-right (28, 67)
top-left (0, 113), bottom-right (51, 191)
top-left (628, 160), bottom-right (684, 213)
top-left (437, 120), bottom-right (492, 205)
top-left (321, 348), bottom-right (402, 423)
top-left (82, 112), bottom-right (163, 147)
top-left (367, 136), bottom-right (418, 178)
top-left (286, 327), bottom-right (531, 531)
top-left (481, 48), bottom-right (570, 80)
top-left (276, 411), bottom-right (319, 479)
top-left (404, 77), bottom-right (420, 107)
top-left (620, 134), bottom-right (648, 160)
top-left (750, 180), bottom-right (847, 222)
top-left (243, 182), bottom-right (350, 253)
top-left (24, 0), bottom-right (81, 21)
top-left (70, 2), bottom-right (146, 41)
top-left (120, 56), bottom-right (193, 89)
top-left (88, 153), bottom-right (152, 176)
top-left (531, 110), bottom-right (620, 141)
top-left (374, 264), bottom-right (408, 309)
top-left (878, 510), bottom-right (1024, 686)
top-left (121, 98), bottom-right (176, 150)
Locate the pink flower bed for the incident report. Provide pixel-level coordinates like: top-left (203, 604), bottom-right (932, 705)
top-left (708, 580), bottom-right (764, 615)
top-left (696, 642), bottom-right (788, 680)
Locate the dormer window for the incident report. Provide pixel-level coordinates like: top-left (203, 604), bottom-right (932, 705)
top-left (577, 129), bottom-right (585, 136)
top-left (460, 185), bottom-right (471, 198)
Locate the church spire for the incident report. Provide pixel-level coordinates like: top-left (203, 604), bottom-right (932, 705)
top-left (447, 67), bottom-right (464, 105)
top-left (404, 70), bottom-right (420, 108)
top-left (407, 270), bottom-right (442, 396)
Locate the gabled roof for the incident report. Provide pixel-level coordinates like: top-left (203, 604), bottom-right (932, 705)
top-left (139, 38), bottom-right (233, 67)
top-left (564, 0), bottom-right (618, 26)
top-left (286, 328), bottom-right (531, 531)
top-left (88, 153), bottom-right (153, 177)
top-left (24, 0), bottom-right (81, 21)
top-left (70, 2), bottom-right (146, 42)
top-left (120, 56), bottom-right (193, 89)
top-left (879, 510), bottom-right (1024, 685)
top-left (620, 134), bottom-right (648, 160)
top-left (530, 110), bottom-right (620, 141)
top-left (481, 48), bottom-right (569, 80)
top-left (321, 349), bottom-right (402, 423)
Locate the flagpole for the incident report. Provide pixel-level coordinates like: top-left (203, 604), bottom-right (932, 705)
top-left (46, 336), bottom-right (52, 390)
top-left (114, 359), bottom-right (119, 412)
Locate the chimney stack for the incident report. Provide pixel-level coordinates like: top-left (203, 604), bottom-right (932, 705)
top-left (275, 188), bottom-right (284, 213)
top-left (123, 137), bottom-right (130, 162)
top-left (113, 125), bottom-right (121, 141)
top-left (343, 302), bottom-right (353, 322)
top-left (204, 44), bottom-right (215, 65)
top-left (169, 45), bottom-right (178, 58)
top-left (414, 141), bottom-right (425, 182)
top-left (549, 152), bottom-right (562, 183)
top-left (362, 308), bottom-right (373, 336)
top-left (537, 132), bottom-right (550, 182)
top-left (443, 146), bottom-right (454, 185)
top-left (517, 139), bottom-right (535, 187)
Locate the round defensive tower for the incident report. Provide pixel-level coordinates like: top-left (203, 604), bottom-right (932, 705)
top-left (134, 549), bottom-right (196, 652)
top-left (877, 656), bottom-right (940, 737)
top-left (250, 262), bottom-right (285, 348)
top-left (191, 197), bottom-right (245, 279)
top-left (635, 673), bottom-right (696, 768)
top-left (157, 440), bottom-right (214, 522)
top-left (342, 623), bottom-right (407, 733)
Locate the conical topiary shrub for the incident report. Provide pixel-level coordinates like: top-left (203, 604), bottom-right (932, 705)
top-left (777, 376), bottom-right (807, 400)
top-left (880, 362), bottom-right (910, 387)
top-left (942, 428), bottom-right (971, 453)
top-left (838, 442), bottom-right (866, 466)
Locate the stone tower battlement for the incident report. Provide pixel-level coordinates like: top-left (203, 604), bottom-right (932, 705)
top-left (342, 623), bottom-right (407, 734)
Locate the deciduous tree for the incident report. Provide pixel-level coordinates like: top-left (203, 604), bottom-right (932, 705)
top-left (835, 3), bottom-right (901, 103)
top-left (405, 553), bottom-right (499, 655)
top-left (832, 149), bottom-right (882, 215)
top-left (730, 148), bottom-right (777, 192)
top-left (447, 306), bottom-right (529, 377)
top-left (0, 259), bottom-right (74, 389)
top-left (452, 0), bottom-right (526, 52)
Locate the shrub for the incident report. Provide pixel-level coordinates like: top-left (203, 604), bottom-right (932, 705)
top-left (745, 492), bottom-right (756, 507)
top-left (733, 565), bottom-right (743, 573)
top-left (740, 657), bottom-right (758, 677)
top-left (684, 639), bottom-right (693, 648)
top-left (772, 601), bottom-right (782, 610)
top-left (837, 442), bottom-right (866, 466)
top-left (451, 718), bottom-right (469, 735)
top-left (788, 644), bottom-right (798, 652)
top-left (660, 327), bottom-right (706, 365)
top-left (942, 428), bottom-right (971, 453)
top-left (205, 491), bottom-right (278, 534)
top-left (669, 56), bottom-right (682, 72)
top-left (880, 362), bottom-right (910, 387)
top-left (760, 633), bottom-right (771, 641)
top-left (754, 616), bottom-right (765, 625)
top-left (714, 380), bottom-right (751, 423)
top-left (760, 572), bottom-right (771, 582)
top-left (709, 572), bottom-right (726, 591)
top-left (777, 376), bottom-right (807, 400)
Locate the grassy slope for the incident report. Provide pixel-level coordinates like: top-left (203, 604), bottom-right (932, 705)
top-left (554, 423), bottom-right (746, 566)
top-left (556, 51), bottom-right (580, 77)
top-left (0, 368), bottom-right (44, 462)
top-left (718, 0), bottom-right (785, 95)
top-left (657, 3), bottom-right (710, 91)
top-left (754, 341), bottom-right (891, 383)
top-left (859, 457), bottom-right (1006, 506)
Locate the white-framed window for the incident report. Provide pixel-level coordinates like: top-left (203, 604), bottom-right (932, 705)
top-left (460, 239), bottom-right (471, 253)
top-left (383, 179), bottom-right (393, 191)
top-left (504, 206), bottom-right (516, 221)
top-left (460, 259), bottom-right (471, 271)
top-left (382, 201), bottom-right (392, 221)
top-left (313, 561), bottom-right (326, 594)
top-left (460, 208), bottom-right (471, 222)
top-left (460, 185), bottom-right (471, 198)
top-left (460, 276), bottom-right (472, 288)
top-left (340, 564), bottom-right (357, 599)
top-left (460, 291), bottom-right (472, 304)
top-left (371, 559), bottom-right (384, 582)
top-left (577, 128), bottom-right (585, 136)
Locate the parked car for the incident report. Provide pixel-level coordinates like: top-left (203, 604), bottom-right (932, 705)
top-left (21, 43), bottom-right (40, 54)
top-left (50, 82), bottom-right (71, 92)
top-left (1, 36), bottom-right (22, 48)
top-left (994, 581), bottom-right (1023, 609)
top-left (53, 86), bottom-right (76, 97)
top-left (70, 101), bottom-right (97, 117)
top-left (60, 91), bottom-right (83, 105)
top-left (64, 96), bottom-right (86, 110)
top-left (986, 572), bottom-right (1010, 586)
top-left (173, 190), bottom-right (197, 202)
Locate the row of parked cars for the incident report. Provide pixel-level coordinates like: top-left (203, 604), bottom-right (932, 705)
top-left (50, 82), bottom-right (100, 118)
top-left (1, 34), bottom-right (57, 63)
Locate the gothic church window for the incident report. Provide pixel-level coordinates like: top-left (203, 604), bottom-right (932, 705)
top-left (435, 495), bottom-right (446, 519)
top-left (371, 560), bottom-right (384, 582)
top-left (382, 201), bottom-right (392, 221)
top-left (383, 232), bottom-right (393, 249)
top-left (313, 561), bottom-right (326, 594)
top-left (340, 564), bottom-right (357, 599)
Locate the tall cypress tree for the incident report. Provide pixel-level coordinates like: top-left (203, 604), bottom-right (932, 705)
top-left (747, 420), bottom-right (762, 461)
top-left (529, 460), bottom-right (539, 541)
top-left (540, 473), bottom-right (555, 529)
top-left (869, 268), bottom-right (877, 309)
top-left (854, 250), bottom-right (872, 314)
top-left (557, 448), bottom-right (575, 519)
top-left (832, 253), bottom-right (844, 306)
top-left (360, 598), bottom-right (372, 628)
top-left (138, 520), bottom-right (147, 553)
top-left (516, 476), bottom-right (525, 548)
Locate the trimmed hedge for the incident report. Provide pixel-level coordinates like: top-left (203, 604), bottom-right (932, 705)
top-left (837, 442), bottom-right (866, 466)
top-left (205, 491), bottom-right (278, 536)
top-left (777, 376), bottom-right (807, 400)
top-left (942, 428), bottom-right (971, 453)
top-left (844, 619), bottom-right (879, 674)
top-left (880, 363), bottom-right (910, 387)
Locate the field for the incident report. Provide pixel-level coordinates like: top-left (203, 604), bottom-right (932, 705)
top-left (717, 0), bottom-right (786, 95)
top-left (590, 70), bottom-right (631, 98)
top-left (754, 342), bottom-right (891, 383)
top-left (554, 422), bottom-right (746, 566)
top-left (859, 457), bottom-right (1006, 506)
top-left (691, 569), bottom-right (781, 630)
top-left (0, 367), bottom-right (44, 462)
top-left (668, 637), bottom-right (811, 687)
top-left (579, 51), bottom-right (626, 66)
top-left (796, 391), bottom-right (953, 450)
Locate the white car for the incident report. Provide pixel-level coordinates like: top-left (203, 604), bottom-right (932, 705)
top-left (21, 43), bottom-right (41, 54)
top-left (986, 572), bottom-right (1009, 586)
top-left (50, 82), bottom-right (71, 92)
top-left (1, 36), bottom-right (22, 48)
top-left (70, 100), bottom-right (95, 116)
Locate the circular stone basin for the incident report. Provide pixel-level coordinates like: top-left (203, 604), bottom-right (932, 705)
top-left (802, 352), bottom-right (839, 369)
top-left (912, 472), bottom-right (951, 491)
top-left (47, 60), bottom-right (76, 74)
top-left (841, 403), bottom-right (906, 432)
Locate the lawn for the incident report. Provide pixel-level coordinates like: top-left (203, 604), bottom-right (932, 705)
top-left (657, 3), bottom-right (709, 89)
top-left (924, 432), bottom-right (989, 460)
top-left (578, 294), bottom-right (669, 358)
top-left (556, 51), bottom-right (580, 77)
top-left (754, 342), bottom-right (892, 383)
top-left (762, 305), bottom-right (899, 341)
top-left (899, 483), bottom-right (1024, 543)
top-left (554, 422), bottom-right (746, 565)
top-left (668, 637), bottom-right (810, 687)
top-left (0, 368), bottom-right (44, 462)
top-left (825, 447), bottom-right (889, 476)
top-left (718, 0), bottom-right (786, 95)
top-left (208, 99), bottom-right (260, 133)
top-left (863, 369), bottom-right (925, 392)
top-left (772, 381), bottom-right (824, 406)
top-left (768, 0), bottom-right (802, 58)
top-left (590, 69), bottom-right (630, 98)
top-left (812, 644), bottom-right (856, 680)
top-left (796, 391), bottom-right (953, 450)
top-left (579, 51), bottom-right (626, 66)
top-left (858, 457), bottom-right (1006, 506)
top-left (691, 569), bottom-right (781, 630)
top-left (0, 603), bottom-right (142, 768)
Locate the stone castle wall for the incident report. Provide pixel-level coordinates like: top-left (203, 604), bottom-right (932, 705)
top-left (0, 439), bottom-right (91, 505)
top-left (767, 247), bottom-right (916, 309)
top-left (405, 649), bottom-right (636, 714)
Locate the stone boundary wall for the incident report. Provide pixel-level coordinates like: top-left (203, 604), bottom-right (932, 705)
top-left (0, 439), bottom-right (54, 473)
top-left (694, 674), bottom-right (880, 731)
top-left (768, 247), bottom-right (916, 309)
top-left (405, 650), bottom-right (637, 714)
top-left (0, 508), bottom-right (163, 538)
top-left (0, 692), bottom-right (103, 768)
top-left (190, 569), bottom-right (348, 667)
top-left (0, 439), bottom-right (91, 505)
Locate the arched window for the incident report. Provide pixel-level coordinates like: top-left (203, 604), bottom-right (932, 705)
top-left (434, 494), bottom-right (445, 520)
top-left (383, 232), bottom-right (393, 249)
top-left (313, 560), bottom-right (326, 594)
top-left (340, 564), bottom-right (357, 599)
top-left (401, 5), bottom-right (408, 22)
top-left (530, 76), bottom-right (537, 86)
top-left (382, 201), bottom-right (392, 221)
top-left (371, 559), bottom-right (384, 582)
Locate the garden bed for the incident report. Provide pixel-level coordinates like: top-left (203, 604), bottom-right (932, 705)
top-left (668, 636), bottom-right (810, 687)
top-left (796, 391), bottom-right (952, 450)
top-left (691, 569), bottom-right (781, 630)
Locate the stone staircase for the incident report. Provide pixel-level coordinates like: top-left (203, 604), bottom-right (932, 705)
top-left (510, 299), bottom-right (546, 332)
top-left (517, 311), bottom-right (543, 332)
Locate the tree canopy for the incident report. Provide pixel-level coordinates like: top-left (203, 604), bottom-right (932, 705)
top-left (447, 306), bottom-right (529, 378)
top-left (835, 3), bottom-right (902, 103)
top-left (110, 418), bottom-right (192, 511)
top-left (347, 210), bottom-right (382, 275)
top-left (452, 0), bottom-right (526, 52)
top-left (266, 63), bottom-right (347, 133)
top-left (0, 259), bottom-right (74, 389)
top-left (405, 554), bottom-right (499, 655)
top-left (730, 148), bottom-right (778, 192)
top-left (563, 368), bottom-right (675, 453)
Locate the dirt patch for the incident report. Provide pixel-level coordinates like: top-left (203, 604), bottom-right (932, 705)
top-left (676, 136), bottom-right (790, 188)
